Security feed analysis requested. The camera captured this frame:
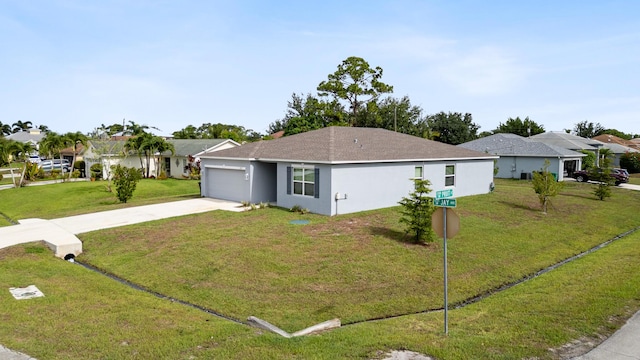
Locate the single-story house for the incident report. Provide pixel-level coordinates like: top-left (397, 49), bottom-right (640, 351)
top-left (84, 138), bottom-right (239, 179)
top-left (199, 126), bottom-right (498, 216)
top-left (591, 134), bottom-right (640, 167)
top-left (160, 139), bottom-right (240, 178)
top-left (5, 128), bottom-right (45, 153)
top-left (458, 133), bottom-right (585, 180)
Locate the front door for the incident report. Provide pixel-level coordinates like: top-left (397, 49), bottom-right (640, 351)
top-left (164, 157), bottom-right (171, 177)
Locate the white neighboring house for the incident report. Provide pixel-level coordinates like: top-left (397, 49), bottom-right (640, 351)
top-left (199, 126), bottom-right (498, 216)
top-left (83, 138), bottom-right (239, 179)
top-left (458, 133), bottom-right (585, 180)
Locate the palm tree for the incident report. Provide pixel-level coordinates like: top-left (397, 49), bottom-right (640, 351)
top-left (40, 132), bottom-right (70, 181)
top-left (12, 120), bottom-right (33, 133)
top-left (63, 131), bottom-right (87, 179)
top-left (125, 134), bottom-right (150, 176)
top-left (0, 122), bottom-right (12, 136)
top-left (15, 142), bottom-right (35, 186)
top-left (150, 137), bottom-right (175, 178)
top-left (123, 120), bottom-right (159, 136)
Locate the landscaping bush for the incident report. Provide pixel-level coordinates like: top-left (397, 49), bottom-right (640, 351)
top-left (90, 163), bottom-right (103, 179)
top-left (111, 165), bottom-right (142, 203)
top-left (620, 152), bottom-right (640, 173)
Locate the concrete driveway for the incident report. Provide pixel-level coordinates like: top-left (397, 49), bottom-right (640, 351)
top-left (0, 198), bottom-right (244, 257)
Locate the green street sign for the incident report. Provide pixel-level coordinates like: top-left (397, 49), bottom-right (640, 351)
top-left (436, 189), bottom-right (453, 199)
top-left (434, 198), bottom-right (457, 208)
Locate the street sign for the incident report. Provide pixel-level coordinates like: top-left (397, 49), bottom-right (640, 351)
top-left (435, 189), bottom-right (453, 199)
top-left (434, 198), bottom-right (457, 208)
top-left (432, 207), bottom-right (460, 239)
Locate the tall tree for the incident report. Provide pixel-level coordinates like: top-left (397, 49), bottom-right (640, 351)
top-left (493, 117), bottom-right (545, 137)
top-left (64, 131), bottom-right (87, 180)
top-left (40, 132), bottom-right (72, 180)
top-left (573, 121), bottom-right (605, 138)
top-left (123, 120), bottom-right (158, 136)
top-left (125, 134), bottom-right (150, 177)
top-left (317, 56), bottom-right (393, 126)
top-left (427, 112), bottom-right (479, 145)
top-left (12, 120), bottom-right (33, 133)
top-left (0, 139), bottom-right (20, 187)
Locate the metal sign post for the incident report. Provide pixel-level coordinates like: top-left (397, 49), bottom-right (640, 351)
top-left (432, 190), bottom-right (459, 336)
top-left (443, 206), bottom-right (448, 335)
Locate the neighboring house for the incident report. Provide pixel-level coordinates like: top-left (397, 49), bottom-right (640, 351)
top-left (5, 128), bottom-right (45, 153)
top-left (593, 134), bottom-right (640, 150)
top-left (60, 144), bottom-right (85, 164)
top-left (458, 133), bottom-right (585, 180)
top-left (161, 139), bottom-right (240, 178)
top-left (529, 131), bottom-right (604, 166)
top-left (84, 138), bottom-right (239, 179)
top-left (199, 126), bottom-right (497, 216)
top-left (83, 140), bottom-right (140, 179)
top-left (592, 139), bottom-right (640, 167)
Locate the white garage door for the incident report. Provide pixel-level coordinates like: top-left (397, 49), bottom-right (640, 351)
top-left (205, 167), bottom-right (247, 202)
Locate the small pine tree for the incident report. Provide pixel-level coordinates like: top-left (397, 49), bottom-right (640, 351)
top-left (398, 179), bottom-right (436, 243)
top-left (592, 150), bottom-right (614, 201)
top-left (112, 165), bottom-right (142, 203)
top-left (532, 159), bottom-right (564, 213)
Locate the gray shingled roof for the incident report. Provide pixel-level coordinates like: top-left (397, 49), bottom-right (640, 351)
top-left (6, 130), bottom-right (45, 143)
top-left (163, 139), bottom-right (232, 156)
top-left (593, 140), bottom-right (640, 154)
top-left (201, 127), bottom-right (495, 163)
top-left (529, 131), bottom-right (601, 151)
top-left (458, 133), bottom-right (585, 157)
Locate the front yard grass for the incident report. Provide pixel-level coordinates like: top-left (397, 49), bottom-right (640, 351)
top-left (2, 179), bottom-right (640, 359)
top-left (0, 178), bottom-right (200, 222)
top-left (78, 180), bottom-right (640, 331)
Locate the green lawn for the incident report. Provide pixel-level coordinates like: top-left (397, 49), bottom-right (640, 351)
top-left (0, 178), bottom-right (201, 222)
top-left (629, 173), bottom-right (640, 185)
top-left (1, 179), bottom-right (640, 359)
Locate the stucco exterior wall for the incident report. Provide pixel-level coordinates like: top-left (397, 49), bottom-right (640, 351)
top-left (495, 156), bottom-right (564, 180)
top-left (249, 162), bottom-right (277, 203)
top-left (275, 159), bottom-right (495, 216)
top-left (276, 163), bottom-right (332, 214)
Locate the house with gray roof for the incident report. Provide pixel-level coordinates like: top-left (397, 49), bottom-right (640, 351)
top-left (458, 133), bottom-right (585, 180)
top-left (591, 137), bottom-right (640, 167)
top-left (5, 128), bottom-right (45, 151)
top-left (199, 126), bottom-right (497, 216)
top-left (84, 138), bottom-right (239, 179)
top-left (529, 131), bottom-right (603, 152)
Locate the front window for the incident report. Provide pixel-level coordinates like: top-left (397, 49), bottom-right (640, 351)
top-left (293, 167), bottom-right (315, 197)
top-left (445, 165), bottom-right (455, 186)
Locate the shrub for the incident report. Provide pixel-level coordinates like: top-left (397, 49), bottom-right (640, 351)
top-left (74, 160), bottom-right (85, 170)
top-left (290, 205), bottom-right (309, 214)
top-left (71, 169), bottom-right (80, 179)
top-left (157, 171), bottom-right (168, 180)
top-left (90, 163), bottom-right (103, 179)
top-left (620, 152), bottom-right (640, 173)
top-left (0, 173), bottom-right (3, 181)
top-left (51, 169), bottom-right (61, 179)
top-left (111, 165), bottom-right (142, 203)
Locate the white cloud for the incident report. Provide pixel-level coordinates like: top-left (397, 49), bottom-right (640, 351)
top-left (436, 46), bottom-right (529, 96)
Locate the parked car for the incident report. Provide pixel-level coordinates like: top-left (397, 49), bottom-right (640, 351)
top-left (572, 168), bottom-right (629, 186)
top-left (28, 155), bottom-right (42, 164)
top-left (40, 159), bottom-right (71, 173)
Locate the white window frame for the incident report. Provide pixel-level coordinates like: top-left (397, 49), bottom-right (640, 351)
top-left (292, 165), bottom-right (315, 197)
top-left (445, 164), bottom-right (455, 187)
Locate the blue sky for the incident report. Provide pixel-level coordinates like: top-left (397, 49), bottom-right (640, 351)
top-left (2, 0), bottom-right (639, 137)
